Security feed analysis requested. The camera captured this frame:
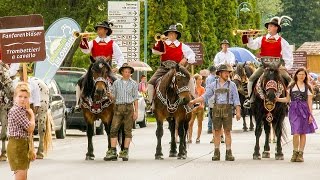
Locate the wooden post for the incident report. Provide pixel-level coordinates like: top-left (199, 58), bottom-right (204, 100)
top-left (191, 65), bottom-right (194, 76)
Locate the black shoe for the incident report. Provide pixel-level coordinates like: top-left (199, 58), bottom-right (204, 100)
top-left (207, 129), bottom-right (212, 134)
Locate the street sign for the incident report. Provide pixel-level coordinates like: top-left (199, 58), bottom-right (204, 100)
top-left (0, 14), bottom-right (46, 63)
top-left (288, 51), bottom-right (307, 74)
top-left (185, 42), bottom-right (204, 65)
top-left (108, 1), bottom-right (140, 62)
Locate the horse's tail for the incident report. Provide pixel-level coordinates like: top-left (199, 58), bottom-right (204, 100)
top-left (43, 109), bottom-right (53, 155)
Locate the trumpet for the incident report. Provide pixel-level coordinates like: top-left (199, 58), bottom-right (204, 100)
top-left (154, 33), bottom-right (168, 41)
top-left (232, 29), bottom-right (266, 36)
top-left (73, 31), bottom-right (97, 38)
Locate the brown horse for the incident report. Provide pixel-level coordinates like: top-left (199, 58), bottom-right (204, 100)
top-left (80, 57), bottom-right (123, 160)
top-left (313, 85), bottom-right (320, 109)
top-left (154, 63), bottom-right (192, 160)
top-left (232, 63), bottom-right (254, 131)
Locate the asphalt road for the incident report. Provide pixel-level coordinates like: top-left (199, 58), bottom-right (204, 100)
top-left (1, 109), bottom-right (320, 180)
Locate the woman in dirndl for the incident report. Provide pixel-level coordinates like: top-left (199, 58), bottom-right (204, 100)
top-left (276, 67), bottom-right (318, 162)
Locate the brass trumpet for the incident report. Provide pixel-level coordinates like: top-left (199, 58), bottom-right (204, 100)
top-left (73, 31), bottom-right (97, 38)
top-left (232, 29), bottom-right (266, 36)
top-left (154, 33), bottom-right (168, 41)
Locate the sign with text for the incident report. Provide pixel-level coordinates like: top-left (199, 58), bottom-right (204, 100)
top-left (108, 1), bottom-right (140, 62)
top-left (288, 51), bottom-right (307, 74)
top-left (185, 42), bottom-right (204, 65)
top-left (0, 14), bottom-right (46, 63)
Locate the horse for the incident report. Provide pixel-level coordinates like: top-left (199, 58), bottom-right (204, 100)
top-left (232, 63), bottom-right (254, 131)
top-left (80, 57), bottom-right (123, 160)
top-left (252, 62), bottom-right (287, 160)
top-left (153, 62), bottom-right (192, 160)
top-left (0, 63), bottom-right (13, 161)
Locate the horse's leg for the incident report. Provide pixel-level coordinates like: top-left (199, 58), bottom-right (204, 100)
top-left (177, 121), bottom-right (187, 160)
top-left (275, 121), bottom-right (284, 160)
top-left (253, 118), bottom-right (263, 160)
top-left (155, 120), bottom-right (164, 160)
top-left (168, 119), bottom-right (177, 157)
top-left (183, 120), bottom-right (189, 156)
top-left (0, 108), bottom-right (8, 161)
top-left (242, 108), bottom-right (248, 132)
top-left (249, 109), bottom-right (254, 131)
top-left (262, 122), bottom-right (271, 158)
top-left (85, 121), bottom-right (95, 160)
top-left (104, 123), bottom-right (111, 150)
top-left (36, 110), bottom-right (47, 159)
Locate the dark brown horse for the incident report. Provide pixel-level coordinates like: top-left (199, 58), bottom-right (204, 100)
top-left (233, 63), bottom-right (254, 131)
top-left (154, 63), bottom-right (192, 160)
top-left (313, 85), bottom-right (320, 109)
top-left (252, 65), bottom-right (287, 160)
top-left (80, 57), bottom-right (123, 160)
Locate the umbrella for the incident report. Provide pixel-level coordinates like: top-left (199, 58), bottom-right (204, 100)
top-left (229, 47), bottom-right (257, 63)
top-left (127, 61), bottom-right (153, 71)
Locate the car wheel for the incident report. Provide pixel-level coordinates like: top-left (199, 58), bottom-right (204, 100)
top-left (96, 122), bottom-right (105, 135)
top-left (138, 114), bottom-right (147, 128)
top-left (56, 116), bottom-right (66, 139)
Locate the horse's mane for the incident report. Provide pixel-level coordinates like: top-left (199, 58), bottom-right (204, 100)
top-left (244, 64), bottom-right (254, 77)
top-left (235, 64), bottom-right (246, 78)
top-left (82, 58), bottom-right (111, 98)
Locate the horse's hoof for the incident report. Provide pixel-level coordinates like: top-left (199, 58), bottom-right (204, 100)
top-left (249, 128), bottom-right (254, 131)
top-left (155, 155), bottom-right (164, 160)
top-left (262, 151), bottom-right (270, 158)
top-left (169, 151), bottom-right (177, 157)
top-left (177, 154), bottom-right (187, 160)
top-left (85, 155), bottom-right (95, 160)
top-left (243, 128), bottom-right (248, 132)
top-left (0, 154), bottom-right (7, 161)
top-left (275, 154), bottom-right (284, 160)
top-left (253, 154), bottom-right (261, 160)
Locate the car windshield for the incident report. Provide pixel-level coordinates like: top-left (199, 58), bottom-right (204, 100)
top-left (54, 72), bottom-right (83, 94)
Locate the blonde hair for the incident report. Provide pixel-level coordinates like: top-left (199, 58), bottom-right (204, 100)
top-left (194, 73), bottom-right (202, 80)
top-left (14, 82), bottom-right (31, 97)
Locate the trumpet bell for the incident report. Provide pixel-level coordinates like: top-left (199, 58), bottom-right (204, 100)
top-left (154, 33), bottom-right (168, 41)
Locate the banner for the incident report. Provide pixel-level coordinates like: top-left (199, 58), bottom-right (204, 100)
top-left (34, 17), bottom-right (81, 84)
top-left (0, 14), bottom-right (46, 63)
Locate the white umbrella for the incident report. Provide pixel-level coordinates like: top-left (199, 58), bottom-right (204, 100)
top-left (128, 61), bottom-right (153, 71)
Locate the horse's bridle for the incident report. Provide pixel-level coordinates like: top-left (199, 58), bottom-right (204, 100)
top-left (92, 67), bottom-right (112, 96)
top-left (171, 71), bottom-right (190, 94)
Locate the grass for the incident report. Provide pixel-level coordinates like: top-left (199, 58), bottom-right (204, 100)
top-left (146, 115), bottom-right (156, 123)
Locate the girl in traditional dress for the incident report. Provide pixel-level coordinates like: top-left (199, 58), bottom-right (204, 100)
top-left (276, 67), bottom-right (318, 162)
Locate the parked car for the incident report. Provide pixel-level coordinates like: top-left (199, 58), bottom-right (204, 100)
top-left (47, 79), bottom-right (67, 139)
top-left (134, 92), bottom-right (147, 128)
top-left (54, 67), bottom-right (104, 134)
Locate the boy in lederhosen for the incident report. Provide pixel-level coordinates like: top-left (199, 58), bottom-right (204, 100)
top-left (104, 63), bottom-right (138, 161)
top-left (190, 64), bottom-right (241, 161)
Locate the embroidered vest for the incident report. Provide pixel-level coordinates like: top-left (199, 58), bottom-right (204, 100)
top-left (260, 36), bottom-right (282, 57)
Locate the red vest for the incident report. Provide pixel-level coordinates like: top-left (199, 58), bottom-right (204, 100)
top-left (91, 40), bottom-right (113, 58)
top-left (260, 36), bottom-right (282, 57)
top-left (161, 42), bottom-right (183, 63)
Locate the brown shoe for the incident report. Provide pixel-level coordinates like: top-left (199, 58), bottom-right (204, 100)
top-left (212, 148), bottom-right (220, 161)
top-left (290, 150), bottom-right (298, 162)
top-left (296, 151), bottom-right (304, 162)
top-left (225, 149), bottom-right (235, 161)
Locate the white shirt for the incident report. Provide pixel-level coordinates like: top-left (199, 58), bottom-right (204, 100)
top-left (13, 77), bottom-right (41, 107)
top-left (152, 40), bottom-right (196, 64)
top-left (8, 63), bottom-right (20, 77)
top-left (214, 50), bottom-right (236, 67)
top-left (80, 36), bottom-right (124, 69)
top-left (247, 33), bottom-right (293, 69)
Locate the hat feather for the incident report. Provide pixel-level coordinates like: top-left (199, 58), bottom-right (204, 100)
top-left (176, 23), bottom-right (183, 29)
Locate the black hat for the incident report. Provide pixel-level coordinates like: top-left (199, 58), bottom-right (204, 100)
top-left (216, 64), bottom-right (233, 75)
top-left (119, 63), bottom-right (134, 75)
top-left (220, 39), bottom-right (230, 45)
top-left (265, 18), bottom-right (281, 33)
top-left (163, 23), bottom-right (183, 39)
top-left (94, 21), bottom-right (114, 36)
top-left (209, 66), bottom-right (216, 73)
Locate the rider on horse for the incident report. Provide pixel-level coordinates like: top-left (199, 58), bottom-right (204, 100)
top-left (243, 16), bottom-right (293, 109)
top-left (75, 20), bottom-right (124, 110)
top-left (147, 23), bottom-right (196, 108)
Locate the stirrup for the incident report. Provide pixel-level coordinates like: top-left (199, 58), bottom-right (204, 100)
top-left (74, 105), bottom-right (81, 112)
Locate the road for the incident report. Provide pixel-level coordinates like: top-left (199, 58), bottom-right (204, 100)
top-left (1, 109), bottom-right (320, 180)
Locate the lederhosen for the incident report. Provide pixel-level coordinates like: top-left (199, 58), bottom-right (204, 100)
top-left (212, 79), bottom-right (233, 130)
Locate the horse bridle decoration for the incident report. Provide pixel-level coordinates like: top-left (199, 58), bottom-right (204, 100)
top-left (156, 71), bottom-right (191, 113)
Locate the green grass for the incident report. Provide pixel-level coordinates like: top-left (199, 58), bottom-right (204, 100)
top-left (146, 116), bottom-right (156, 123)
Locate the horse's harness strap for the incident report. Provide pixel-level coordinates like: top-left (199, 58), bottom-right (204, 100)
top-left (81, 97), bottom-right (113, 114)
top-left (214, 79), bottom-right (230, 104)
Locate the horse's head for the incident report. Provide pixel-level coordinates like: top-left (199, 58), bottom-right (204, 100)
top-left (170, 64), bottom-right (191, 105)
top-left (91, 57), bottom-right (112, 99)
top-left (262, 68), bottom-right (281, 101)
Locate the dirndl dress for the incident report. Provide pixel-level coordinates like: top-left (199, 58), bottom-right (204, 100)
top-left (288, 85), bottom-right (318, 135)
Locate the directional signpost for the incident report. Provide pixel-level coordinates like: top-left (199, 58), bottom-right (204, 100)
top-left (108, 1), bottom-right (140, 62)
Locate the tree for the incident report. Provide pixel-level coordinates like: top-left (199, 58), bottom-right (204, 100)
top-left (281, 0), bottom-right (320, 48)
